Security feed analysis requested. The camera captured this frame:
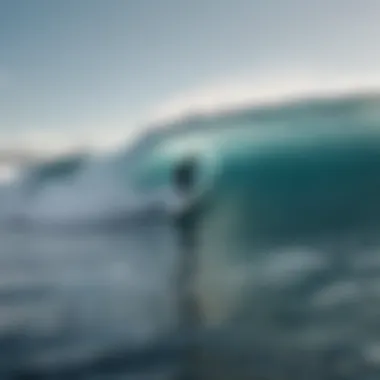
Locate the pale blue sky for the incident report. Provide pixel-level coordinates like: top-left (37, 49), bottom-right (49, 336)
top-left (1, 0), bottom-right (380, 150)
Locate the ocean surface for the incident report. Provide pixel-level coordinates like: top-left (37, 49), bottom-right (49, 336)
top-left (4, 222), bottom-right (380, 379)
top-left (0, 218), bottom-right (185, 380)
top-left (2, 93), bottom-right (380, 379)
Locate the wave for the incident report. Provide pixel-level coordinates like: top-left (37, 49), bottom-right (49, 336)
top-left (3, 91), bottom-right (380, 226)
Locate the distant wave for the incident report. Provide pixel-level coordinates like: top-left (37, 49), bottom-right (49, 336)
top-left (2, 91), bottom-right (380, 227)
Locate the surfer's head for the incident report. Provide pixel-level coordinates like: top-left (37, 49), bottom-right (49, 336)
top-left (173, 156), bottom-right (197, 195)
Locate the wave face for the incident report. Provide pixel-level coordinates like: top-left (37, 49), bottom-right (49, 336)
top-left (3, 92), bottom-right (380, 226)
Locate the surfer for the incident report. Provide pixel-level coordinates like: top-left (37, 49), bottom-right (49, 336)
top-left (172, 156), bottom-right (202, 325)
top-left (172, 156), bottom-right (203, 380)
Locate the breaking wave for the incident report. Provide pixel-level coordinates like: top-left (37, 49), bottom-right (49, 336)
top-left (2, 91), bottom-right (380, 226)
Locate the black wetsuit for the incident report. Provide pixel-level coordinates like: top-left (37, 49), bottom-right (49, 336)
top-left (172, 157), bottom-right (204, 379)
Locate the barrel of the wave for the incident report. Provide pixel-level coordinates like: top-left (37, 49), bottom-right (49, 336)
top-left (134, 119), bottom-right (380, 377)
top-left (190, 127), bottom-right (380, 379)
